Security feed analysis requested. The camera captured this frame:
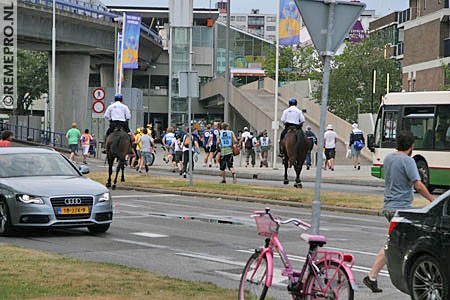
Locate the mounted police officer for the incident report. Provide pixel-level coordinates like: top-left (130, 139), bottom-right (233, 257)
top-left (279, 97), bottom-right (305, 157)
top-left (104, 93), bottom-right (131, 137)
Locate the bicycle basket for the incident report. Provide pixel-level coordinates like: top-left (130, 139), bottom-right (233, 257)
top-left (254, 215), bottom-right (278, 237)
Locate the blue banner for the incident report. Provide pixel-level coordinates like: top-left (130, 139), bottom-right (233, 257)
top-left (122, 14), bottom-right (141, 69)
top-left (279, 0), bottom-right (301, 46)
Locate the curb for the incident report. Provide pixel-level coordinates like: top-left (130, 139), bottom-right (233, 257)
top-left (149, 165), bottom-right (385, 188)
top-left (116, 185), bottom-right (382, 216)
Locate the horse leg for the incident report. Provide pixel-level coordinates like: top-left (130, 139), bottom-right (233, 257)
top-left (112, 160), bottom-right (121, 190)
top-left (106, 157), bottom-right (112, 188)
top-left (283, 158), bottom-right (289, 185)
top-left (120, 159), bottom-right (126, 182)
top-left (294, 162), bottom-right (303, 189)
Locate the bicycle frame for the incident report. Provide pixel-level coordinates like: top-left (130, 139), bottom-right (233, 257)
top-left (255, 232), bottom-right (358, 294)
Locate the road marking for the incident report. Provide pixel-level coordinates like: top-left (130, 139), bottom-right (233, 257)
top-left (132, 232), bottom-right (168, 238)
top-left (111, 238), bottom-right (169, 249)
top-left (175, 252), bottom-right (245, 267)
top-left (324, 246), bottom-right (378, 256)
top-left (117, 203), bottom-right (141, 208)
top-left (113, 194), bottom-right (172, 198)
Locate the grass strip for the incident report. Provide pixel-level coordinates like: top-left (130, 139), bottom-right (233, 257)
top-left (0, 244), bottom-right (237, 300)
top-left (86, 172), bottom-right (429, 210)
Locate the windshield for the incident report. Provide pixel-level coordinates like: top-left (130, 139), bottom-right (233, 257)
top-left (0, 153), bottom-right (80, 178)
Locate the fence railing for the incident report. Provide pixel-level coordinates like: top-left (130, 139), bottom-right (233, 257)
top-left (1, 122), bottom-right (68, 148)
top-left (20, 0), bottom-right (162, 45)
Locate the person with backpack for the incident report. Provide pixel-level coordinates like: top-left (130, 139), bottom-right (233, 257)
top-left (181, 128), bottom-right (199, 178)
top-left (305, 126), bottom-right (317, 170)
top-left (349, 123), bottom-right (365, 170)
top-left (259, 130), bottom-right (271, 168)
top-left (80, 129), bottom-right (93, 164)
top-left (216, 122), bottom-right (238, 184)
top-left (244, 132), bottom-right (256, 168)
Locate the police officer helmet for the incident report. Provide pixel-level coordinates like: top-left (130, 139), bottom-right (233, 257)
top-left (288, 98), bottom-right (297, 106)
top-left (115, 93), bottom-right (123, 101)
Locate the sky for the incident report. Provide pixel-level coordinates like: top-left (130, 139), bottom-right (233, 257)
top-left (102, 0), bottom-right (409, 16)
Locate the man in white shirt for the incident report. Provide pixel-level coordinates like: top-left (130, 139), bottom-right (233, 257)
top-left (279, 98), bottom-right (305, 157)
top-left (104, 93), bottom-right (131, 137)
top-left (240, 126), bottom-right (251, 154)
top-left (324, 124), bottom-right (337, 171)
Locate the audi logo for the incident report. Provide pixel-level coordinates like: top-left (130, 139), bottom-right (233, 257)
top-left (64, 198), bottom-right (82, 205)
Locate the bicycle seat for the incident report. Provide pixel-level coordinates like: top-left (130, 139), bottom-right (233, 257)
top-left (301, 233), bottom-right (327, 246)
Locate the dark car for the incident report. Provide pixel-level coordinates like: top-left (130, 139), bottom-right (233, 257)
top-left (0, 147), bottom-right (112, 235)
top-left (385, 190), bottom-right (450, 300)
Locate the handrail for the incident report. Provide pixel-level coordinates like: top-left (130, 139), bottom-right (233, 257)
top-left (19, 0), bottom-right (162, 44)
top-left (0, 121), bottom-right (68, 148)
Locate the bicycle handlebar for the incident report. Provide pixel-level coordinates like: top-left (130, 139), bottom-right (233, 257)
top-left (252, 208), bottom-right (311, 230)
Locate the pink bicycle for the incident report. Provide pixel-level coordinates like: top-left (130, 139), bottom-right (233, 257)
top-left (238, 208), bottom-right (357, 300)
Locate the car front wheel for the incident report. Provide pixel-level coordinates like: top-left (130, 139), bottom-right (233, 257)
top-left (409, 255), bottom-right (448, 300)
top-left (0, 200), bottom-right (14, 236)
top-left (88, 223), bottom-right (110, 234)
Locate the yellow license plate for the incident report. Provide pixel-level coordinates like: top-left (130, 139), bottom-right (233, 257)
top-left (57, 206), bottom-right (89, 215)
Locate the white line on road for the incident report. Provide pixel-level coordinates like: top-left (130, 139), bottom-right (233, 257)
top-left (324, 246), bottom-right (378, 257)
top-left (113, 194), bottom-right (172, 198)
top-left (175, 252), bottom-right (245, 267)
top-left (132, 232), bottom-right (168, 238)
top-left (110, 238), bottom-right (169, 249)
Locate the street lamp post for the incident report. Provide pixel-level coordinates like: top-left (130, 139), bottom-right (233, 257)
top-left (51, 0), bottom-right (56, 140)
top-left (356, 97), bottom-right (363, 122)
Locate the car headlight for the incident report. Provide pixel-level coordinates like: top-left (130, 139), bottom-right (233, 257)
top-left (99, 192), bottom-right (110, 202)
top-left (17, 194), bottom-right (44, 205)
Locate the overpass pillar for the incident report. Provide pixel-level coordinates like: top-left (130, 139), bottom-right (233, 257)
top-left (49, 53), bottom-right (91, 134)
top-left (99, 64), bottom-right (114, 88)
top-left (123, 69), bottom-right (133, 88)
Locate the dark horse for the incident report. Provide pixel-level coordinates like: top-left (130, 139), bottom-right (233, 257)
top-left (281, 126), bottom-right (309, 188)
top-left (106, 127), bottom-right (132, 190)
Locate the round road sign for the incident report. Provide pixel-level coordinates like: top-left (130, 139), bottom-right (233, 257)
top-left (92, 101), bottom-right (105, 114)
top-left (92, 88), bottom-right (106, 101)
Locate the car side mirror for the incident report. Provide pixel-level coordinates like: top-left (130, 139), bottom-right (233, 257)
top-left (79, 165), bottom-right (90, 175)
top-left (367, 134), bottom-right (375, 152)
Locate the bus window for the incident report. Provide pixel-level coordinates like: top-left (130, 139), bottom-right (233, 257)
top-left (381, 110), bottom-right (399, 147)
top-left (403, 106), bottom-right (435, 149)
top-left (436, 105), bottom-right (450, 150)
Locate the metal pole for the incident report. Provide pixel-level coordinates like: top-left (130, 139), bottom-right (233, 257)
top-left (311, 1), bottom-right (336, 235)
top-left (272, 0), bottom-right (280, 169)
top-left (224, 0), bottom-right (231, 123)
top-left (188, 29), bottom-right (194, 186)
top-left (118, 12), bottom-right (126, 95)
top-left (114, 21), bottom-right (118, 94)
top-left (51, 0), bottom-right (56, 137)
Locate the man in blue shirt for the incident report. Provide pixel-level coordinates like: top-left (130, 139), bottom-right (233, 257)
top-left (363, 130), bottom-right (434, 293)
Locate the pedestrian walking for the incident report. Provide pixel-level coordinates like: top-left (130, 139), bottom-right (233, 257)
top-left (80, 129), bottom-right (93, 164)
top-left (349, 123), bottom-right (365, 170)
top-left (259, 130), bottom-right (271, 168)
top-left (0, 130), bottom-right (13, 147)
top-left (202, 124), bottom-right (212, 167)
top-left (244, 132), bottom-right (257, 167)
top-left (137, 128), bottom-right (156, 175)
top-left (207, 122), bottom-right (221, 167)
top-left (323, 124), bottom-right (337, 171)
top-left (174, 132), bottom-right (184, 175)
top-left (363, 130), bottom-right (434, 293)
top-left (305, 126), bottom-right (317, 170)
top-left (240, 126), bottom-right (251, 151)
top-left (162, 127), bottom-right (177, 164)
top-left (181, 128), bottom-right (200, 178)
top-left (216, 122), bottom-right (237, 184)
top-left (65, 123), bottom-right (81, 163)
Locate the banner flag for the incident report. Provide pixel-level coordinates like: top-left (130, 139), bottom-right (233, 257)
top-left (122, 14), bottom-right (141, 69)
top-left (116, 32), bottom-right (124, 93)
top-left (279, 0), bottom-right (301, 46)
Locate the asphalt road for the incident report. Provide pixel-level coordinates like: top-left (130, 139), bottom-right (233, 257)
top-left (0, 190), bottom-right (409, 300)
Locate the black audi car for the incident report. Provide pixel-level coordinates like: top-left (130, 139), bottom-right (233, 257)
top-left (385, 189), bottom-right (450, 300)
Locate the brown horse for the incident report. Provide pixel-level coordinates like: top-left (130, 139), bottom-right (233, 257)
top-left (281, 126), bottom-right (309, 188)
top-left (105, 127), bottom-right (132, 190)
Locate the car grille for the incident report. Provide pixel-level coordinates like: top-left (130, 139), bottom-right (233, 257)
top-left (50, 196), bottom-right (93, 220)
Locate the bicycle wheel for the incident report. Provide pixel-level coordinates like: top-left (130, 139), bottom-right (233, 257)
top-left (238, 251), bottom-right (269, 300)
top-left (303, 260), bottom-right (354, 300)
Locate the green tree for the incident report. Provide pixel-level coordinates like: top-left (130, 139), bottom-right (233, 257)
top-left (314, 36), bottom-right (402, 123)
top-left (263, 45), bottom-right (321, 82)
top-left (17, 50), bottom-right (48, 115)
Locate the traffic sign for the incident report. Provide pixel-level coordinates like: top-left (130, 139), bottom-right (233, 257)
top-left (294, 0), bottom-right (365, 55)
top-left (92, 101), bottom-right (105, 114)
top-left (92, 88), bottom-right (106, 101)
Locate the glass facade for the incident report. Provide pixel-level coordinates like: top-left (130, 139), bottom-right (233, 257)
top-left (216, 23), bottom-right (274, 74)
top-left (170, 27), bottom-right (191, 128)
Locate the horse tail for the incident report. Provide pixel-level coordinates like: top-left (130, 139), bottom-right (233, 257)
top-left (110, 135), bottom-right (121, 160)
top-left (295, 129), bottom-right (304, 161)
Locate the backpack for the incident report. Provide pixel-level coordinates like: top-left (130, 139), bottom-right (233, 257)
top-left (184, 136), bottom-right (191, 147)
top-left (245, 136), bottom-right (253, 149)
top-left (353, 140), bottom-right (364, 151)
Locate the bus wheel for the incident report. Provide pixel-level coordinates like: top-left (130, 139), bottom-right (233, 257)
top-left (416, 159), bottom-right (434, 193)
